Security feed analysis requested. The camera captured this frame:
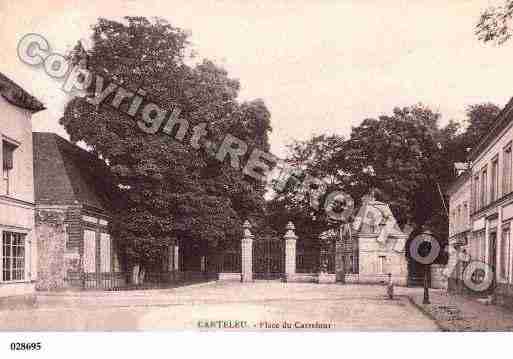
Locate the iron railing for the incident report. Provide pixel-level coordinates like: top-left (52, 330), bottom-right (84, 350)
top-left (64, 271), bottom-right (218, 291)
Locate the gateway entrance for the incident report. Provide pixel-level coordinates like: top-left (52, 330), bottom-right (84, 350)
top-left (252, 236), bottom-right (285, 280)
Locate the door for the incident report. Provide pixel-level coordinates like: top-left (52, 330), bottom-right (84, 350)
top-left (489, 231), bottom-right (497, 285)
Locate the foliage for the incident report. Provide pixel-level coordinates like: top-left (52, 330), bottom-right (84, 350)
top-left (61, 17), bottom-right (272, 268)
top-left (477, 0), bottom-right (513, 44)
top-left (267, 103), bottom-right (501, 254)
top-left (266, 134), bottom-right (346, 241)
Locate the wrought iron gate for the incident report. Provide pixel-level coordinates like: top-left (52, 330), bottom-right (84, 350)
top-left (252, 237), bottom-right (285, 280)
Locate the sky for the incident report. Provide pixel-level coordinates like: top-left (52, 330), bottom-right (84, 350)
top-left (1, 0), bottom-right (513, 158)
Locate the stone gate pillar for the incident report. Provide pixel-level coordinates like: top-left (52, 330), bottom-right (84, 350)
top-left (335, 232), bottom-right (345, 282)
top-left (174, 244), bottom-right (180, 271)
top-left (284, 221), bottom-right (297, 282)
top-left (241, 220), bottom-right (253, 282)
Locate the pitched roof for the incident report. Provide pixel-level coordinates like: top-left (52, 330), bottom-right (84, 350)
top-left (353, 199), bottom-right (404, 237)
top-left (33, 132), bottom-right (117, 212)
top-left (0, 72), bottom-right (45, 112)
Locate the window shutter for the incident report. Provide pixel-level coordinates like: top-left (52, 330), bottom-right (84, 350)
top-left (2, 142), bottom-right (15, 170)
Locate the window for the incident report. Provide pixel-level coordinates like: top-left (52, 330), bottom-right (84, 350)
top-left (2, 141), bottom-right (16, 195)
top-left (473, 173), bottom-right (480, 211)
top-left (481, 167), bottom-right (488, 207)
top-left (83, 230), bottom-right (96, 273)
top-left (478, 232), bottom-right (483, 261)
top-left (504, 145), bottom-right (512, 196)
top-left (457, 205), bottom-right (462, 232)
top-left (463, 203), bottom-right (468, 228)
top-left (2, 232), bottom-right (25, 281)
top-left (471, 230), bottom-right (486, 262)
top-left (500, 225), bottom-right (511, 281)
top-left (378, 255), bottom-right (387, 274)
top-left (100, 233), bottom-right (111, 273)
top-left (491, 157), bottom-right (499, 202)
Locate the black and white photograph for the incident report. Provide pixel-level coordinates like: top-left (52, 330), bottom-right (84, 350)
top-left (1, 0), bottom-right (513, 356)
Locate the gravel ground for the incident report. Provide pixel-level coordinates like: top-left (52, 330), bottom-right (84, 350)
top-left (0, 282), bottom-right (438, 331)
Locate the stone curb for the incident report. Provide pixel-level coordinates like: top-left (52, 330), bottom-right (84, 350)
top-left (405, 296), bottom-right (450, 332)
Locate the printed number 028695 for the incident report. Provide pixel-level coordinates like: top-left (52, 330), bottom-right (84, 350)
top-left (10, 342), bottom-right (42, 351)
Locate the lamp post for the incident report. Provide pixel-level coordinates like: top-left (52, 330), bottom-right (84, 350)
top-left (423, 265), bottom-right (430, 304)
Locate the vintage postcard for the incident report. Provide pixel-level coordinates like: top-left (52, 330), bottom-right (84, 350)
top-left (1, 0), bottom-right (513, 356)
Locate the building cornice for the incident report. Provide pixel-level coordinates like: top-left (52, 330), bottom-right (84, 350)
top-left (0, 195), bottom-right (35, 208)
top-left (470, 190), bottom-right (513, 219)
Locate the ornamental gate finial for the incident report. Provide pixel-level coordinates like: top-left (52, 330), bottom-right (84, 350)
top-left (284, 221), bottom-right (297, 240)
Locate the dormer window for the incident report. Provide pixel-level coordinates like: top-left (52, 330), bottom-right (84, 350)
top-left (2, 140), bottom-right (17, 195)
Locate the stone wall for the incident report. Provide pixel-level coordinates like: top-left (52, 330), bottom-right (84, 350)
top-left (430, 264), bottom-right (448, 289)
top-left (35, 209), bottom-right (67, 291)
top-left (357, 234), bottom-right (408, 285)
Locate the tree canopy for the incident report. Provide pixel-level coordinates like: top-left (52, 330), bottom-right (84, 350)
top-left (61, 17), bottom-right (272, 268)
top-left (477, 0), bottom-right (513, 44)
top-left (267, 102), bottom-right (501, 252)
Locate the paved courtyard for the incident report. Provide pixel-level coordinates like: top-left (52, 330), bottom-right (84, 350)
top-left (0, 282), bottom-right (439, 331)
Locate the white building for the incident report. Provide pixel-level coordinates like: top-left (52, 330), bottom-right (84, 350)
top-left (451, 97), bottom-right (513, 307)
top-left (0, 73), bottom-right (44, 304)
top-left (446, 168), bottom-right (471, 289)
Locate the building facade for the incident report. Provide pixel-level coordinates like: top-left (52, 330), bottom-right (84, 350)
top-left (33, 132), bottom-right (123, 290)
top-left (0, 73), bottom-right (44, 302)
top-left (348, 194), bottom-right (409, 285)
top-left (450, 98), bottom-right (513, 307)
top-left (446, 170), bottom-right (471, 289)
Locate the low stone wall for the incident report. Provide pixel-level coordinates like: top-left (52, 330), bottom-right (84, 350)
top-left (317, 273), bottom-right (336, 284)
top-left (430, 264), bottom-right (448, 289)
top-left (283, 273), bottom-right (337, 283)
top-left (285, 273), bottom-right (318, 283)
top-left (218, 273), bottom-right (241, 281)
top-left (343, 273), bottom-right (407, 286)
top-left (344, 274), bottom-right (359, 284)
top-left (494, 283), bottom-right (513, 309)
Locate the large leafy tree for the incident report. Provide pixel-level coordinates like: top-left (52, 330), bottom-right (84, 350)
top-left (338, 105), bottom-right (452, 231)
top-left (268, 105), bottom-right (458, 250)
top-left (477, 0), bottom-right (513, 44)
top-left (61, 17), bottom-right (272, 270)
top-left (463, 103), bottom-right (501, 148)
top-left (266, 134), bottom-right (347, 241)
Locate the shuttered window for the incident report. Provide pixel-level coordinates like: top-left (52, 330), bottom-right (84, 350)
top-left (491, 157), bottom-right (499, 202)
top-left (504, 145), bottom-right (512, 196)
top-left (500, 225), bottom-right (511, 281)
top-left (83, 230), bottom-right (96, 273)
top-left (2, 141), bottom-right (16, 195)
top-left (481, 168), bottom-right (488, 207)
top-left (100, 233), bottom-right (111, 273)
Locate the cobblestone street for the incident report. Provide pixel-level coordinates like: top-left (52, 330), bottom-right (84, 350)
top-left (0, 282), bottom-right (439, 331)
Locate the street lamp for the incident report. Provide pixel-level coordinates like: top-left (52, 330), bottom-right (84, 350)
top-left (423, 266), bottom-right (430, 304)
top-left (413, 230), bottom-right (438, 305)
